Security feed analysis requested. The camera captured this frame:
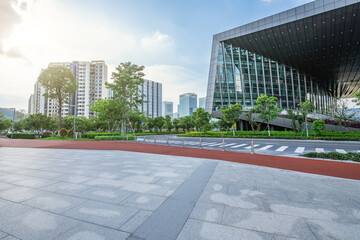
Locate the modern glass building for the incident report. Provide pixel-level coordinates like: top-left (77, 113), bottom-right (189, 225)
top-left (206, 0), bottom-right (360, 116)
top-left (179, 93), bottom-right (197, 117)
top-left (162, 101), bottom-right (173, 118)
top-left (139, 79), bottom-right (162, 118)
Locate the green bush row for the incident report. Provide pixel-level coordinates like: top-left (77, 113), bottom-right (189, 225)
top-left (83, 131), bottom-right (185, 139)
top-left (302, 152), bottom-right (360, 162)
top-left (6, 133), bottom-right (36, 139)
top-left (94, 136), bottom-right (135, 141)
top-left (178, 132), bottom-right (360, 141)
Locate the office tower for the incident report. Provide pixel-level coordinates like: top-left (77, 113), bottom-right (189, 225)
top-left (179, 93), bottom-right (197, 117)
top-left (162, 101), bottom-right (173, 117)
top-left (199, 97), bottom-right (206, 109)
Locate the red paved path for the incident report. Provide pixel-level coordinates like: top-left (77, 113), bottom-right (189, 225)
top-left (1, 138), bottom-right (359, 180)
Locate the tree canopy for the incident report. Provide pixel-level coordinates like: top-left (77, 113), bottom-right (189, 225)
top-left (221, 103), bottom-right (242, 136)
top-left (254, 94), bottom-right (282, 136)
top-left (38, 65), bottom-right (77, 134)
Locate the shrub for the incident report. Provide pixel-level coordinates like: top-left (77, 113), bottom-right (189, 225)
top-left (41, 131), bottom-right (52, 138)
top-left (7, 133), bottom-right (35, 139)
top-left (67, 131), bottom-right (74, 138)
top-left (53, 130), bottom-right (58, 137)
top-left (59, 128), bottom-right (67, 137)
top-left (302, 152), bottom-right (360, 162)
top-left (312, 120), bottom-right (326, 136)
top-left (94, 136), bottom-right (135, 141)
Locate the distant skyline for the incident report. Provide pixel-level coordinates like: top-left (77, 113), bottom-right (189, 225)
top-left (0, 0), bottom-right (314, 111)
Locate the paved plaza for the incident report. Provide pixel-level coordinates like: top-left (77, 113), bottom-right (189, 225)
top-left (0, 147), bottom-right (359, 240)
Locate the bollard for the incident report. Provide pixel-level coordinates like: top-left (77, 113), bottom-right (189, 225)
top-left (251, 140), bottom-right (254, 154)
top-left (135, 135), bottom-right (137, 141)
top-left (222, 139), bottom-right (225, 151)
top-left (154, 135), bottom-right (156, 144)
top-left (167, 136), bottom-right (169, 146)
top-left (126, 135), bottom-right (128, 141)
top-left (182, 137), bottom-right (184, 147)
top-left (200, 138), bottom-right (202, 149)
top-left (144, 136), bottom-right (146, 143)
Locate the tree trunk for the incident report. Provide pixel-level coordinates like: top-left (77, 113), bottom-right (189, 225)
top-left (57, 93), bottom-right (62, 137)
top-left (232, 125), bottom-right (235, 136)
top-left (267, 121), bottom-right (271, 136)
top-left (305, 118), bottom-right (309, 137)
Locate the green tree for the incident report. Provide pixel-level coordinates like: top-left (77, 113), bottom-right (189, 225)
top-left (244, 110), bottom-right (261, 132)
top-left (193, 108), bottom-right (212, 134)
top-left (127, 110), bottom-right (144, 134)
top-left (312, 119), bottom-right (326, 136)
top-left (38, 65), bottom-right (77, 135)
top-left (180, 116), bottom-right (195, 133)
top-left (221, 103), bottom-right (242, 136)
top-left (14, 119), bottom-right (27, 132)
top-left (15, 109), bottom-right (27, 121)
top-left (91, 98), bottom-right (122, 132)
top-left (153, 116), bottom-right (165, 132)
top-left (106, 62), bottom-right (145, 136)
top-left (298, 101), bottom-right (314, 137)
top-left (26, 113), bottom-right (51, 136)
top-left (334, 101), bottom-right (355, 133)
top-left (164, 115), bottom-right (173, 132)
top-left (173, 118), bottom-right (180, 132)
top-left (0, 119), bottom-right (12, 132)
top-left (144, 117), bottom-right (154, 132)
top-left (254, 94), bottom-right (282, 136)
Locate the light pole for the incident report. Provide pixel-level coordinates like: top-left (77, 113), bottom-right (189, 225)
top-left (69, 91), bottom-right (77, 141)
top-left (11, 108), bottom-right (15, 139)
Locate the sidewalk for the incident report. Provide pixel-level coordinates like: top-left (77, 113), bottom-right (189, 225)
top-left (1, 138), bottom-right (359, 180)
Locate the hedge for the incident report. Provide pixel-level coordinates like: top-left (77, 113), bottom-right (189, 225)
top-left (6, 133), bottom-right (36, 139)
top-left (302, 152), bottom-right (360, 162)
top-left (83, 131), bottom-right (185, 139)
top-left (94, 136), bottom-right (135, 141)
top-left (178, 131), bottom-right (360, 141)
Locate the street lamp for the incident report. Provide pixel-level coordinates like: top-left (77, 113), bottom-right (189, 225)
top-left (10, 108), bottom-right (15, 139)
top-left (69, 91), bottom-right (77, 141)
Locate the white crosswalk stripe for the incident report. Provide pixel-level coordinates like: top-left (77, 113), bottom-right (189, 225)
top-left (201, 143), bottom-right (212, 146)
top-left (218, 143), bottom-right (237, 147)
top-left (295, 147), bottom-right (305, 153)
top-left (230, 144), bottom-right (247, 148)
top-left (316, 148), bottom-right (325, 153)
top-left (276, 146), bottom-right (288, 152)
top-left (258, 145), bottom-right (273, 151)
top-left (335, 149), bottom-right (347, 154)
top-left (207, 143), bottom-right (223, 146)
top-left (244, 144), bottom-right (260, 149)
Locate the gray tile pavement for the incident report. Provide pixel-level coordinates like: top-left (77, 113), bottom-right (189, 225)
top-left (0, 147), bottom-right (359, 239)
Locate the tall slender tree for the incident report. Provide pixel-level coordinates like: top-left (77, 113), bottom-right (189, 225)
top-left (221, 103), bottom-right (242, 136)
top-left (38, 65), bottom-right (77, 135)
top-left (254, 94), bottom-right (282, 136)
top-left (106, 62), bottom-right (145, 136)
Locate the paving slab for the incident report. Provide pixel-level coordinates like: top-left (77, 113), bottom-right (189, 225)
top-left (63, 200), bottom-right (139, 229)
top-left (0, 147), bottom-right (359, 240)
top-left (55, 222), bottom-right (129, 240)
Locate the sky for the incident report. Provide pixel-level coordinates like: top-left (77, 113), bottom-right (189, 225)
top-left (0, 0), bottom-right (314, 112)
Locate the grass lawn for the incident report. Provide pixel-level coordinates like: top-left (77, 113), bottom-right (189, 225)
top-left (302, 152), bottom-right (360, 162)
top-left (38, 137), bottom-right (95, 141)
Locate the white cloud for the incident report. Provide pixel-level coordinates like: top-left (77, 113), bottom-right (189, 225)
top-left (141, 31), bottom-right (175, 54)
top-left (143, 65), bottom-right (207, 111)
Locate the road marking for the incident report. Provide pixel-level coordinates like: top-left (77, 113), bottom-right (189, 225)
top-left (230, 144), bottom-right (247, 148)
top-left (316, 148), bottom-right (325, 153)
top-left (200, 143), bottom-right (211, 146)
top-left (244, 144), bottom-right (260, 149)
top-left (207, 143), bottom-right (223, 147)
top-left (336, 149), bottom-right (347, 154)
top-left (295, 147), bottom-right (305, 153)
top-left (218, 143), bottom-right (237, 147)
top-left (276, 146), bottom-right (288, 152)
top-left (258, 145), bottom-right (273, 151)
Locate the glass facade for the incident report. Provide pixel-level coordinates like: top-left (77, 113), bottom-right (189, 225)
top-left (211, 43), bottom-right (335, 113)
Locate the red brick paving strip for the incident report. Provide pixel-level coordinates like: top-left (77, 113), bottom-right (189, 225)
top-left (1, 138), bottom-right (359, 181)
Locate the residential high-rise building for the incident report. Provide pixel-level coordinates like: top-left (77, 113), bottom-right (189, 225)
top-left (139, 79), bottom-right (162, 118)
top-left (179, 93), bottom-right (197, 118)
top-left (28, 94), bottom-right (35, 115)
top-left (162, 101), bottom-right (173, 118)
top-left (206, 0), bottom-right (360, 116)
top-left (199, 97), bottom-right (206, 109)
top-left (32, 60), bottom-right (107, 118)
